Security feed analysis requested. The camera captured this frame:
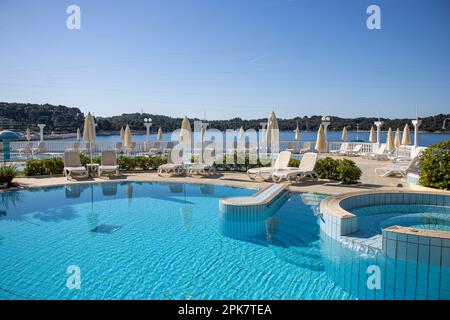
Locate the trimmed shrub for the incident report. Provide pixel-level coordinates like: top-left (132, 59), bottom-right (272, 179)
top-left (42, 158), bottom-right (64, 175)
top-left (24, 155), bottom-right (167, 175)
top-left (336, 159), bottom-right (362, 184)
top-left (288, 158), bottom-right (300, 168)
top-left (0, 164), bottom-right (19, 187)
top-left (213, 153), bottom-right (265, 171)
top-left (118, 156), bottom-right (137, 171)
top-left (149, 156), bottom-right (167, 169)
top-left (419, 140), bottom-right (450, 190)
top-left (24, 158), bottom-right (64, 176)
top-left (80, 153), bottom-right (100, 166)
top-left (24, 159), bottom-right (47, 176)
top-left (315, 157), bottom-right (340, 180)
top-left (117, 155), bottom-right (166, 171)
top-left (315, 157), bottom-right (361, 184)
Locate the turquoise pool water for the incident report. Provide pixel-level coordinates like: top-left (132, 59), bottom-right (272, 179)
top-left (0, 182), bottom-right (354, 300)
top-left (1, 183), bottom-right (449, 300)
top-left (353, 204), bottom-right (450, 235)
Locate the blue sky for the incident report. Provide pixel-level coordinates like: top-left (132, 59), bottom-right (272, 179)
top-left (0, 0), bottom-right (449, 119)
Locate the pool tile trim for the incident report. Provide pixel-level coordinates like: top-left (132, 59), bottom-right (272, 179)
top-left (320, 189), bottom-right (450, 268)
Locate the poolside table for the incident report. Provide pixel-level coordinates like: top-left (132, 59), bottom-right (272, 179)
top-left (86, 163), bottom-right (100, 177)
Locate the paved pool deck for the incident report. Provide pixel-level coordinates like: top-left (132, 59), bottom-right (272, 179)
top-left (13, 156), bottom-right (411, 195)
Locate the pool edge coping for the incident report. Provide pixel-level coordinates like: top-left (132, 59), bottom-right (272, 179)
top-left (320, 189), bottom-right (450, 241)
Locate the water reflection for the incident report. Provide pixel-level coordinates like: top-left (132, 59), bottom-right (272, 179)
top-left (124, 184), bottom-right (133, 206)
top-left (1, 190), bottom-right (22, 211)
top-left (101, 183), bottom-right (118, 197)
top-left (64, 184), bottom-right (91, 199)
top-left (0, 191), bottom-right (25, 222)
top-left (169, 184), bottom-right (184, 193)
top-left (179, 205), bottom-right (194, 230)
top-left (200, 185), bottom-right (215, 195)
top-left (219, 210), bottom-right (273, 242)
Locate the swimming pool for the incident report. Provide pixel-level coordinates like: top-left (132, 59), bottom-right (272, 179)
top-left (0, 182), bottom-right (355, 300)
top-left (1, 183), bottom-right (449, 300)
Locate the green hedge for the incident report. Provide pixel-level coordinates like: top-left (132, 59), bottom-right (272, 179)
top-left (80, 153), bottom-right (100, 166)
top-left (24, 155), bottom-right (167, 176)
top-left (419, 140), bottom-right (450, 190)
top-left (24, 158), bottom-right (64, 176)
top-left (315, 157), bottom-right (340, 180)
top-left (213, 153), bottom-right (269, 171)
top-left (315, 157), bottom-right (362, 184)
top-left (118, 155), bottom-right (167, 171)
top-left (337, 159), bottom-right (362, 184)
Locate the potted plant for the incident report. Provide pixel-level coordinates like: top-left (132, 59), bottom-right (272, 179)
top-left (0, 164), bottom-right (19, 188)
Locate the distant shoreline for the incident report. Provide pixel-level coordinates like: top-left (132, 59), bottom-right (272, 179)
top-left (35, 129), bottom-right (450, 140)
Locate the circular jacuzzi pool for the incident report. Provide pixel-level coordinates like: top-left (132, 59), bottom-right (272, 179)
top-left (319, 190), bottom-right (450, 300)
top-left (340, 192), bottom-right (450, 236)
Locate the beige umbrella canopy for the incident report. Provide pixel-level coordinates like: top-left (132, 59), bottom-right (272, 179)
top-left (341, 126), bottom-right (348, 142)
top-left (83, 112), bottom-right (96, 163)
top-left (179, 116), bottom-right (192, 144)
top-left (123, 125), bottom-right (133, 149)
top-left (369, 126), bottom-right (376, 143)
top-left (294, 123), bottom-right (301, 140)
top-left (239, 126), bottom-right (245, 140)
top-left (386, 127), bottom-right (395, 152)
top-left (76, 128), bottom-right (81, 141)
top-left (120, 127), bottom-right (124, 141)
top-left (83, 112), bottom-right (96, 144)
top-left (402, 124), bottom-right (411, 145)
top-left (157, 127), bottom-right (163, 140)
top-left (394, 128), bottom-right (401, 148)
top-left (266, 111), bottom-right (279, 146)
top-left (315, 124), bottom-right (327, 153)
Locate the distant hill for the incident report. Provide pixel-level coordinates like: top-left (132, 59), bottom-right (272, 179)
top-left (0, 102), bottom-right (449, 133)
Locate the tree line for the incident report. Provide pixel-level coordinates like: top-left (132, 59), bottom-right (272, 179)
top-left (0, 102), bottom-right (449, 133)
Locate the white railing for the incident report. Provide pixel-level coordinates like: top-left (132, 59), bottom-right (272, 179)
top-left (328, 141), bottom-right (374, 154)
top-left (8, 140), bottom-right (417, 160)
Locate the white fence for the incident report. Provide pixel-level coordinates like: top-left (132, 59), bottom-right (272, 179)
top-left (6, 139), bottom-right (415, 160)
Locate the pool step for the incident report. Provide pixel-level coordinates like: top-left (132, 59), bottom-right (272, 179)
top-left (219, 183), bottom-right (290, 215)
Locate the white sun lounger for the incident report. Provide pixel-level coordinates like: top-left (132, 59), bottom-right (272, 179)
top-left (272, 152), bottom-right (319, 182)
top-left (188, 152), bottom-right (216, 176)
top-left (98, 151), bottom-right (120, 177)
top-left (247, 151), bottom-right (291, 180)
top-left (390, 147), bottom-right (422, 163)
top-left (299, 142), bottom-right (312, 154)
top-left (345, 144), bottom-right (363, 156)
top-left (330, 142), bottom-right (348, 155)
top-left (363, 143), bottom-right (390, 160)
top-left (64, 151), bottom-right (88, 179)
top-left (374, 157), bottom-right (419, 177)
top-left (158, 150), bottom-right (184, 176)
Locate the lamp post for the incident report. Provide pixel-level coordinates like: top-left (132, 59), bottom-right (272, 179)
top-left (411, 118), bottom-right (422, 148)
top-left (259, 121), bottom-right (267, 152)
top-left (374, 120), bottom-right (383, 145)
top-left (199, 120), bottom-right (208, 163)
top-left (321, 116), bottom-right (331, 152)
top-left (144, 117), bottom-right (152, 150)
top-left (37, 124), bottom-right (46, 142)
